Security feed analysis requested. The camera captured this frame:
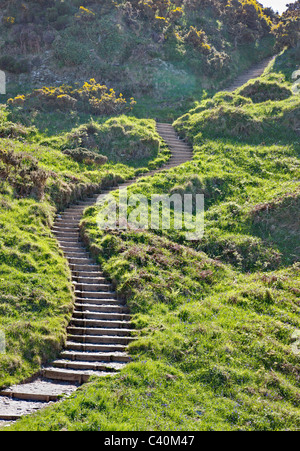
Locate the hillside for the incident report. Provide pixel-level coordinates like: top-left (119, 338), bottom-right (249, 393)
top-left (2, 47), bottom-right (300, 431)
top-left (0, 0), bottom-right (299, 433)
top-left (0, 0), bottom-right (276, 118)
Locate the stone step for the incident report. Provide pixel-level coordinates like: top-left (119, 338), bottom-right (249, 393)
top-left (67, 332), bottom-right (135, 344)
top-left (60, 246), bottom-right (87, 253)
top-left (66, 341), bottom-right (127, 353)
top-left (169, 156), bottom-right (190, 160)
top-left (58, 217), bottom-right (82, 222)
top-left (54, 235), bottom-right (80, 242)
top-left (73, 312), bottom-right (129, 322)
top-left (73, 304), bottom-right (129, 313)
top-left (75, 276), bottom-right (108, 284)
top-left (63, 251), bottom-right (90, 258)
top-left (156, 126), bottom-right (175, 130)
top-left (75, 283), bottom-right (111, 292)
top-left (70, 317), bottom-right (131, 329)
top-left (75, 290), bottom-right (117, 299)
top-left (0, 391), bottom-right (58, 403)
top-left (68, 323), bottom-right (133, 335)
top-left (61, 208), bottom-right (86, 213)
top-left (55, 219), bottom-right (80, 224)
top-left (60, 350), bottom-right (130, 363)
top-left (74, 306), bottom-right (130, 319)
top-left (51, 359), bottom-right (125, 372)
top-left (171, 149), bottom-right (191, 153)
top-left (67, 257), bottom-right (95, 265)
top-left (0, 397), bottom-right (47, 421)
top-left (53, 229), bottom-right (79, 236)
top-left (56, 215), bottom-right (82, 221)
top-left (169, 157), bottom-right (190, 161)
top-left (0, 379), bottom-right (77, 403)
top-left (75, 298), bottom-right (122, 306)
top-left (60, 209), bottom-right (85, 214)
top-left (70, 264), bottom-right (102, 272)
top-left (156, 126), bottom-right (173, 131)
top-left (170, 147), bottom-right (193, 152)
top-left (77, 199), bottom-right (99, 205)
top-left (53, 224), bottom-right (80, 231)
top-left (56, 237), bottom-right (81, 244)
top-left (73, 271), bottom-right (106, 278)
top-left (55, 224), bottom-right (81, 230)
top-left (73, 305), bottom-right (129, 321)
top-left (43, 368), bottom-right (115, 384)
top-left (158, 130), bottom-right (180, 135)
top-left (158, 133), bottom-right (177, 138)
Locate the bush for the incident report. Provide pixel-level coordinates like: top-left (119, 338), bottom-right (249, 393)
top-left (65, 116), bottom-right (162, 163)
top-left (7, 80), bottom-right (136, 116)
top-left (184, 26), bottom-right (211, 54)
top-left (62, 148), bottom-right (108, 165)
top-left (0, 55), bottom-right (30, 74)
top-left (238, 81), bottom-right (292, 103)
top-left (272, 1), bottom-right (300, 50)
top-left (0, 149), bottom-right (49, 199)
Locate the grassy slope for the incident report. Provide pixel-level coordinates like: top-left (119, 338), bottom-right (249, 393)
top-left (0, 109), bottom-right (169, 387)
top-left (6, 49), bottom-right (300, 431)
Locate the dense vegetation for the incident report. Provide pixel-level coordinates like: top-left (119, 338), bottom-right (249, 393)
top-left (272, 0), bottom-right (300, 50)
top-left (0, 0), bottom-right (277, 118)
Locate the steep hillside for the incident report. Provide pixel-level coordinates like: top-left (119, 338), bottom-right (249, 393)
top-left (0, 0), bottom-right (276, 117)
top-left (0, 104), bottom-right (169, 387)
top-left (5, 49), bottom-right (300, 431)
top-left (0, 0), bottom-right (299, 432)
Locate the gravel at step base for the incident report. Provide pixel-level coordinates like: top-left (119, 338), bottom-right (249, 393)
top-left (0, 397), bottom-right (48, 421)
top-left (0, 379), bottom-right (78, 401)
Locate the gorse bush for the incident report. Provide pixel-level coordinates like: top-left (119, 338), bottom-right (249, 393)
top-left (8, 80), bottom-right (136, 116)
top-left (272, 1), bottom-right (300, 50)
top-left (0, 0), bottom-right (277, 108)
top-left (0, 147), bottom-right (49, 199)
top-left (184, 26), bottom-right (211, 54)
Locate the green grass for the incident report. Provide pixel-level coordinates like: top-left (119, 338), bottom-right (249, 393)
top-left (0, 186), bottom-right (73, 387)
top-left (5, 230), bottom-right (300, 431)
top-left (0, 112), bottom-right (160, 388)
top-left (5, 50), bottom-right (300, 431)
top-left (6, 108), bottom-right (171, 172)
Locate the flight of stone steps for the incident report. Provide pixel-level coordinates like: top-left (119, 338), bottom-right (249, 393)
top-left (45, 194), bottom-right (133, 383)
top-left (0, 56), bottom-right (274, 425)
top-left (0, 124), bottom-right (192, 425)
top-left (226, 56), bottom-right (275, 92)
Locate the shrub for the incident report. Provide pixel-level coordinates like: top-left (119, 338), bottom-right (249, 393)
top-left (62, 148), bottom-right (108, 166)
top-left (0, 149), bottom-right (49, 199)
top-left (0, 55), bottom-right (30, 74)
top-left (272, 1), bottom-right (300, 50)
top-left (7, 80), bottom-right (135, 116)
top-left (238, 81), bottom-right (293, 103)
top-left (184, 26), bottom-right (211, 54)
top-left (75, 6), bottom-right (96, 22)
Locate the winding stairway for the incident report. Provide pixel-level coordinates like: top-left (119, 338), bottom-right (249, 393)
top-left (0, 56), bottom-right (274, 426)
